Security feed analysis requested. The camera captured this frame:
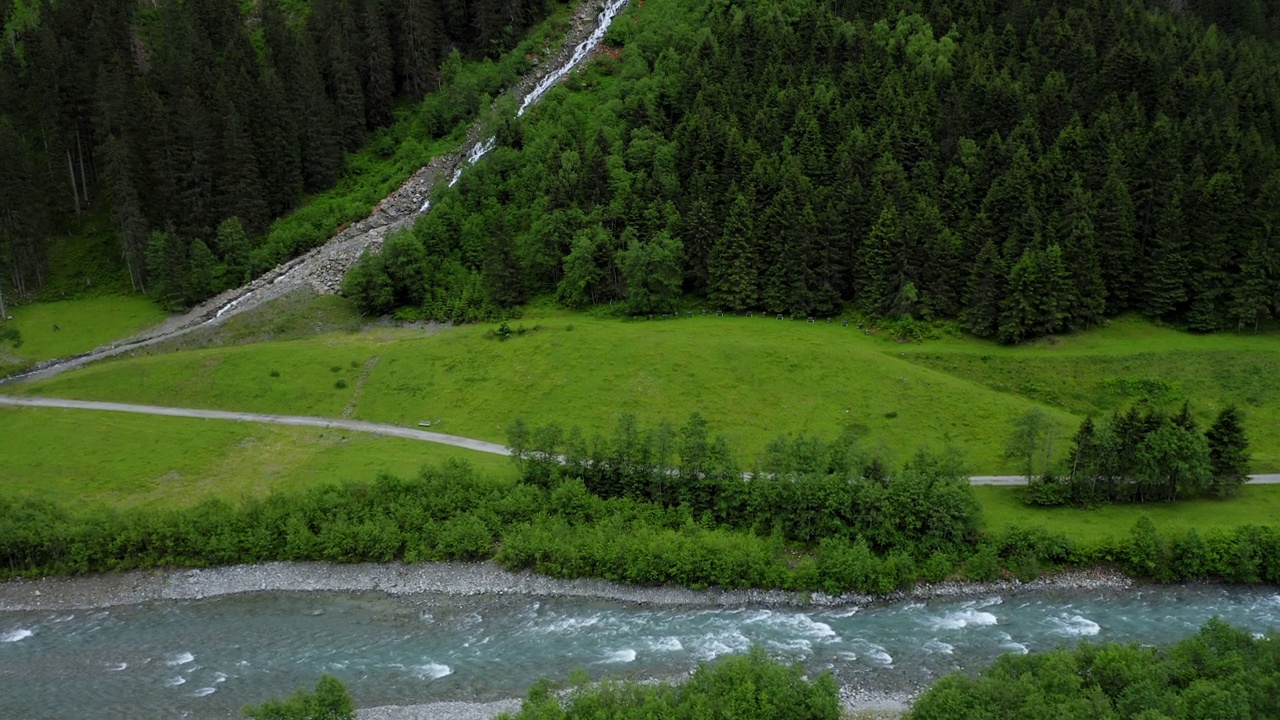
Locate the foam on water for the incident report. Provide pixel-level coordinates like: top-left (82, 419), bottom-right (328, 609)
top-left (923, 639), bottom-right (955, 655)
top-left (761, 612), bottom-right (837, 639)
top-left (107, 662), bottom-right (128, 672)
top-left (165, 652), bottom-right (194, 666)
top-left (413, 663), bottom-right (454, 680)
top-left (541, 614), bottom-right (601, 634)
top-left (767, 638), bottom-right (813, 655)
top-left (2, 628), bottom-right (33, 642)
top-left (927, 609), bottom-right (998, 630)
top-left (191, 687), bottom-right (216, 697)
top-left (649, 636), bottom-right (683, 652)
top-left (851, 640), bottom-right (893, 666)
top-left (692, 630), bottom-right (750, 660)
top-left (603, 649), bottom-right (637, 663)
top-left (213, 672), bottom-right (227, 684)
top-left (1050, 614), bottom-right (1101, 637)
top-left (164, 677), bottom-right (186, 687)
top-left (824, 606), bottom-right (860, 619)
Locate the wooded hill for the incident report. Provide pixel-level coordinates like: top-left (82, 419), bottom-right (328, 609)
top-left (0, 0), bottom-right (553, 303)
top-left (343, 0), bottom-right (1280, 340)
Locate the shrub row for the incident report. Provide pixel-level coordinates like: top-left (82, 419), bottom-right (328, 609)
top-left (0, 461), bottom-right (1276, 593)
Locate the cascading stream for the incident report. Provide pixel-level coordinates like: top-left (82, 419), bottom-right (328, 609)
top-left (2, 585), bottom-right (1277, 718)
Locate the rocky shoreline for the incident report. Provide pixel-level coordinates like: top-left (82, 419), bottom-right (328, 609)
top-left (0, 560), bottom-right (1132, 613)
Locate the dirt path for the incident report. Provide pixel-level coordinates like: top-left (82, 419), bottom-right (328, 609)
top-left (4, 395), bottom-right (1279, 485)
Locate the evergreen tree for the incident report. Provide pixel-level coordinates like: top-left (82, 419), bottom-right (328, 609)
top-left (362, 0), bottom-right (396, 128)
top-left (1205, 405), bottom-right (1249, 496)
top-left (962, 240), bottom-right (1005, 337)
top-left (708, 192), bottom-right (759, 311)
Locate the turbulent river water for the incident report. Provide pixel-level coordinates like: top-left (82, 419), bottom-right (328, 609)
top-left (1, 585), bottom-right (1278, 718)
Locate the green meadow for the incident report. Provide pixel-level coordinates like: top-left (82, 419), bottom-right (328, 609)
top-left (0, 295), bottom-right (167, 376)
top-left (975, 485), bottom-right (1280, 545)
top-left (11, 308), bottom-right (1079, 472)
top-left (12, 308), bottom-right (1280, 472)
top-left (0, 406), bottom-right (514, 511)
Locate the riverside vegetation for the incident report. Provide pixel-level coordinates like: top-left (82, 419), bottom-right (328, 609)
top-left (3, 414), bottom-right (1277, 591)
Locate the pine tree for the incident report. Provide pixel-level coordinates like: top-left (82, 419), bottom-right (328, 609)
top-left (215, 102), bottom-right (267, 233)
top-left (255, 67), bottom-right (304, 217)
top-left (1095, 160), bottom-right (1138, 313)
top-left (856, 205), bottom-right (902, 317)
top-left (187, 237), bottom-right (217, 302)
top-left (214, 217), bottom-right (251, 286)
top-left (362, 0), bottom-right (396, 128)
top-left (1230, 239), bottom-right (1273, 333)
top-left (707, 192), bottom-right (759, 311)
top-left (962, 240), bottom-right (1005, 337)
top-left (1205, 405), bottom-right (1249, 496)
top-left (100, 133), bottom-right (148, 292)
top-left (1140, 176), bottom-right (1189, 318)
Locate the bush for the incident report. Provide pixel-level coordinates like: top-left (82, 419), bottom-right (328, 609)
top-left (243, 675), bottom-right (355, 720)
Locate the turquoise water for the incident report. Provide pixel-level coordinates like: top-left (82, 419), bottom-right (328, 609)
top-left (1, 586), bottom-right (1277, 718)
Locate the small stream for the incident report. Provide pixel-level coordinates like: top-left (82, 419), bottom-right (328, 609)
top-left (1, 585), bottom-right (1277, 718)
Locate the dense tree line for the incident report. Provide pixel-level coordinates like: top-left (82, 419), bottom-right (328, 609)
top-left (1022, 403), bottom-right (1251, 506)
top-left (349, 0), bottom-right (1280, 338)
top-left (911, 619), bottom-right (1280, 720)
top-left (0, 0), bottom-right (553, 306)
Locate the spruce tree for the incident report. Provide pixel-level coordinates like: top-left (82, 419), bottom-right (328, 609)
top-left (707, 192), bottom-right (759, 311)
top-left (1205, 405), bottom-right (1249, 496)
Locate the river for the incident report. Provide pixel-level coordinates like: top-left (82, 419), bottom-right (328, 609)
top-left (1, 584), bottom-right (1277, 718)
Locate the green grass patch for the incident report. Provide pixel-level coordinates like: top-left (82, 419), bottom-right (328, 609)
top-left (975, 484), bottom-right (1280, 545)
top-left (0, 407), bottom-right (515, 511)
top-left (0, 295), bottom-right (166, 375)
top-left (899, 316), bottom-right (1280, 470)
top-left (12, 311), bottom-right (1280, 474)
top-left (12, 308), bottom-right (1073, 472)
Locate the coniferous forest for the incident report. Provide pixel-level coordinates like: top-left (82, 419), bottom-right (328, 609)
top-left (341, 0), bottom-right (1280, 340)
top-left (0, 0), bottom-right (552, 304)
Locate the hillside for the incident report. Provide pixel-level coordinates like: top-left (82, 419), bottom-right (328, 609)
top-left (339, 0), bottom-right (1280, 342)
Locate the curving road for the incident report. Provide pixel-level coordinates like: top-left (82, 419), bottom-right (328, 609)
top-left (4, 395), bottom-right (1279, 485)
top-left (0, 395), bottom-right (509, 456)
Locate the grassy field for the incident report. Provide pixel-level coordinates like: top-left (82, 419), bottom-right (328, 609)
top-left (12, 308), bottom-right (1280, 473)
top-left (10, 308), bottom-right (1081, 472)
top-left (975, 485), bottom-right (1280, 545)
top-left (0, 406), bottom-right (515, 511)
top-left (898, 315), bottom-right (1280, 469)
top-left (0, 295), bottom-right (168, 376)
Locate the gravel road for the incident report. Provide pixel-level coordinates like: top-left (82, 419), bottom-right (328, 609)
top-left (0, 394), bottom-right (510, 456)
top-left (5, 395), bottom-right (1279, 484)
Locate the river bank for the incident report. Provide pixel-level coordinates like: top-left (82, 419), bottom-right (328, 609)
top-left (0, 560), bottom-right (1132, 613)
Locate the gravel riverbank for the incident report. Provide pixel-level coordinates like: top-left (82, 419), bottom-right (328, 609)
top-left (0, 560), bottom-right (1132, 613)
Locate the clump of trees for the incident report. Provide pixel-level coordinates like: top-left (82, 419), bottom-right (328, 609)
top-left (910, 619), bottom-right (1280, 720)
top-left (508, 413), bottom-right (983, 556)
top-left (1023, 404), bottom-right (1250, 506)
top-left (500, 646), bottom-right (840, 720)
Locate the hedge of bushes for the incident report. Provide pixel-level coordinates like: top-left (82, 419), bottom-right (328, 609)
top-left (2, 458), bottom-right (1278, 593)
